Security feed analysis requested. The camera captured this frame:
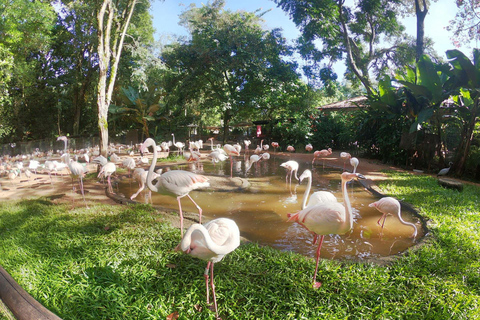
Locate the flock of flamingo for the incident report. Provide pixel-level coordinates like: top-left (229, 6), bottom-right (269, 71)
top-left (0, 135), bottom-right (419, 318)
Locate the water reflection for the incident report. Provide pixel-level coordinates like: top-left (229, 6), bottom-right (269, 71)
top-left (118, 154), bottom-right (423, 261)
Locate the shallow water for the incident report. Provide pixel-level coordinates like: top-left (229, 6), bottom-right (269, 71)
top-left (119, 154), bottom-right (424, 261)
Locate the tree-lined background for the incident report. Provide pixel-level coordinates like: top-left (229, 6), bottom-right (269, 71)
top-left (0, 0), bottom-right (479, 178)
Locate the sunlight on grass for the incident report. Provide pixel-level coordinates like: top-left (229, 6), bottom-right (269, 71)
top-left (1, 172), bottom-right (480, 319)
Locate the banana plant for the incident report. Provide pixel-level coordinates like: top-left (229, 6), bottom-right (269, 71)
top-left (445, 49), bottom-right (480, 176)
top-left (109, 86), bottom-right (164, 140)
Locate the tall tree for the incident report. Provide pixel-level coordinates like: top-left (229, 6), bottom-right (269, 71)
top-left (96, 0), bottom-right (137, 156)
top-left (162, 0), bottom-right (299, 142)
top-left (415, 0), bottom-right (428, 61)
top-left (275, 0), bottom-right (413, 95)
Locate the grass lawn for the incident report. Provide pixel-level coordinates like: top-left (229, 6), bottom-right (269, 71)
top-left (0, 171), bottom-right (479, 319)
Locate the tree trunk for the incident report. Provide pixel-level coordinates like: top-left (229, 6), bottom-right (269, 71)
top-left (96, 0), bottom-right (137, 156)
top-left (415, 0), bottom-right (428, 62)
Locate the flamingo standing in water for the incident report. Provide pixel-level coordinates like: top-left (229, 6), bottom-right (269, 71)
top-left (271, 142), bottom-right (279, 153)
top-left (298, 169), bottom-right (337, 209)
top-left (98, 162), bottom-right (116, 193)
top-left (254, 140), bottom-right (264, 155)
top-left (223, 144), bottom-right (240, 178)
top-left (340, 152), bottom-right (351, 171)
top-left (141, 138), bottom-right (210, 234)
top-left (350, 157), bottom-right (359, 173)
top-left (130, 168), bottom-right (160, 202)
top-left (369, 197), bottom-right (417, 238)
top-left (280, 160), bottom-right (299, 185)
top-left (244, 140), bottom-right (251, 154)
top-left (176, 218), bottom-right (240, 319)
top-left (288, 172), bottom-right (364, 288)
top-left (312, 148), bottom-right (332, 168)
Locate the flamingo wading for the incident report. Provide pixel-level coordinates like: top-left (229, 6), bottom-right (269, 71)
top-left (141, 138), bottom-right (210, 234)
top-left (288, 172), bottom-right (364, 288)
top-left (369, 197), bottom-right (417, 238)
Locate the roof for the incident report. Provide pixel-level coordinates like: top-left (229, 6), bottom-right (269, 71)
top-left (317, 96), bottom-right (368, 111)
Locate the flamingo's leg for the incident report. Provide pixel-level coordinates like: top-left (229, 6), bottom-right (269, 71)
top-left (186, 194), bottom-right (202, 224)
top-left (312, 235), bottom-right (325, 289)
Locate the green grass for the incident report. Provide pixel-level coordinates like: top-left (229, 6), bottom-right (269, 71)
top-left (0, 171), bottom-right (479, 319)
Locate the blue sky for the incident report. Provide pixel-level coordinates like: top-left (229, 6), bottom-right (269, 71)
top-left (150, 0), bottom-right (472, 80)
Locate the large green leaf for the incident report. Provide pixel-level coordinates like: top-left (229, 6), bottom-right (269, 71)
top-left (446, 49), bottom-right (479, 88)
top-left (416, 55), bottom-right (443, 102)
top-left (378, 76), bottom-right (398, 106)
top-left (396, 80), bottom-right (432, 100)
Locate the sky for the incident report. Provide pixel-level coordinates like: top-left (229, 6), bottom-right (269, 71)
top-left (150, 0), bottom-right (472, 80)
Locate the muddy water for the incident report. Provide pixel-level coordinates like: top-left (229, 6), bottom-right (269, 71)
top-left (118, 154), bottom-right (424, 261)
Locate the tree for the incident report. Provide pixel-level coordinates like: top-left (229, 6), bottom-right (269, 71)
top-left (0, 0), bottom-right (57, 142)
top-left (162, 0), bottom-right (299, 143)
top-left (415, 0), bottom-right (428, 61)
top-left (447, 0), bottom-right (480, 49)
top-left (445, 49), bottom-right (480, 176)
top-left (96, 0), bottom-right (138, 157)
top-left (275, 0), bottom-right (412, 95)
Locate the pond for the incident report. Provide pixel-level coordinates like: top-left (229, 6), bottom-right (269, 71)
top-left (118, 153), bottom-right (424, 261)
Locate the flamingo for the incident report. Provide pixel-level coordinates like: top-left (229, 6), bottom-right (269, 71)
top-left (298, 169), bottom-right (337, 209)
top-left (245, 154), bottom-right (262, 172)
top-left (172, 133), bottom-right (185, 155)
top-left (287, 172), bottom-right (364, 288)
top-left (254, 139), bottom-right (264, 155)
top-left (130, 168), bottom-right (160, 201)
top-left (28, 160), bottom-right (40, 175)
top-left (305, 143), bottom-right (313, 152)
top-left (57, 136), bottom-right (68, 154)
top-left (286, 145), bottom-right (295, 152)
top-left (207, 150), bottom-right (228, 166)
top-left (176, 218), bottom-right (240, 319)
top-left (122, 157), bottom-right (136, 177)
top-left (369, 197), bottom-right (417, 238)
top-left (141, 138), bottom-right (210, 234)
top-left (262, 144), bottom-right (269, 151)
top-left (271, 142), bottom-right (279, 153)
top-left (98, 162), bottom-right (116, 193)
top-left (223, 144), bottom-right (240, 178)
top-left (61, 153), bottom-right (88, 207)
top-left (280, 160), bottom-right (299, 185)
top-left (244, 140), bottom-right (251, 153)
top-left (312, 148), bottom-right (332, 168)
top-left (187, 148), bottom-right (202, 162)
top-left (340, 152), bottom-right (351, 171)
top-left (350, 157), bottom-right (359, 173)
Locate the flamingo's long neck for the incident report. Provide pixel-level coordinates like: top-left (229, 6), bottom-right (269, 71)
top-left (301, 174), bottom-right (312, 210)
top-left (172, 134), bottom-right (176, 145)
top-left (146, 139), bottom-right (159, 193)
top-left (396, 206), bottom-right (418, 237)
top-left (341, 178), bottom-right (354, 233)
top-left (180, 224), bottom-right (235, 256)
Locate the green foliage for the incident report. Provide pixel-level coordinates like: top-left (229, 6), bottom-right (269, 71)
top-left (310, 111), bottom-right (358, 150)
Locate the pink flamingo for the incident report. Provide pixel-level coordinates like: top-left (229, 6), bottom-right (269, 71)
top-left (369, 197), bottom-right (417, 238)
top-left (130, 168), bottom-right (160, 201)
top-left (288, 172), bottom-right (363, 288)
top-left (61, 153), bottom-right (88, 207)
top-left (350, 157), bottom-right (359, 173)
top-left (223, 144), bottom-right (240, 178)
top-left (271, 142), bottom-right (279, 153)
top-left (286, 145), bottom-right (295, 152)
top-left (176, 218), bottom-right (240, 318)
top-left (254, 140), bottom-right (264, 154)
top-left (141, 138), bottom-right (210, 234)
top-left (98, 162), bottom-right (116, 193)
top-left (298, 169), bottom-right (337, 209)
top-left (305, 143), bottom-right (313, 152)
top-left (280, 160), bottom-right (299, 185)
top-left (340, 152), bottom-right (351, 171)
top-left (312, 148), bottom-right (332, 168)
